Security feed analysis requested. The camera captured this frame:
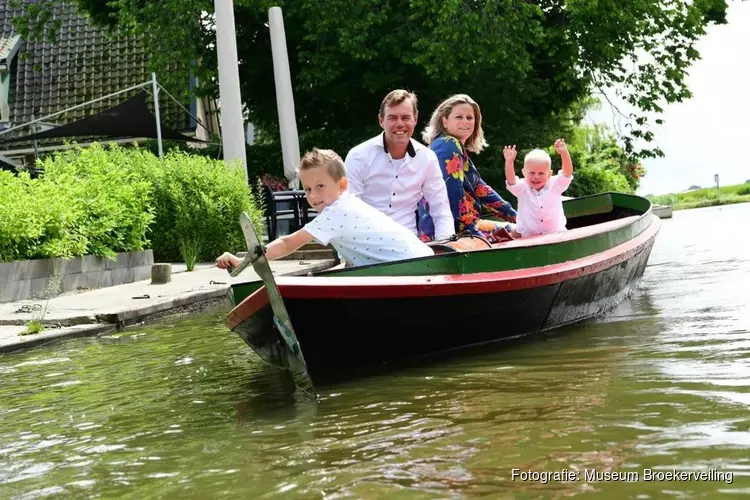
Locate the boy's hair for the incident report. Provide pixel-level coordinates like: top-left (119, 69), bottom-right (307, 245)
top-left (299, 148), bottom-right (347, 181)
top-left (524, 149), bottom-right (552, 168)
top-left (379, 89), bottom-right (418, 118)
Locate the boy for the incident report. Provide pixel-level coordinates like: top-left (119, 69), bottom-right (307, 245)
top-left (216, 148), bottom-right (434, 269)
top-left (502, 139), bottom-right (574, 238)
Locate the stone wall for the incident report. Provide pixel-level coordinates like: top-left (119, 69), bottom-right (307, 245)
top-left (0, 250), bottom-right (154, 303)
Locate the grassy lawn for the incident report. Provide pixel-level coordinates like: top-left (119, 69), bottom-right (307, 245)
top-left (647, 183), bottom-right (750, 211)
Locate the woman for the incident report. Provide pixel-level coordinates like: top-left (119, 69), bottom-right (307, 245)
top-left (417, 94), bottom-right (517, 242)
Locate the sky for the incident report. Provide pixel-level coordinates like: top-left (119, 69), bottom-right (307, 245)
top-left (586, 2), bottom-right (750, 196)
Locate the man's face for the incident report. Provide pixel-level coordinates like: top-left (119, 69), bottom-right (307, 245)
top-left (378, 100), bottom-right (416, 152)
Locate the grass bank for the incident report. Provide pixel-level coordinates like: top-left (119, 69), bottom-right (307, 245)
top-left (647, 183), bottom-right (750, 211)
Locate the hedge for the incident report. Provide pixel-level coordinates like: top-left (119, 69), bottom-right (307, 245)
top-left (0, 144), bottom-right (265, 266)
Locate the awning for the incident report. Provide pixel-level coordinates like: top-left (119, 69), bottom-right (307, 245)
top-left (0, 91), bottom-right (202, 145)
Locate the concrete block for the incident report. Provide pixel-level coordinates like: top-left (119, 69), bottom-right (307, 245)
top-left (0, 279), bottom-right (30, 302)
top-left (133, 265), bottom-right (152, 282)
top-left (52, 257), bottom-right (81, 276)
top-left (80, 254), bottom-right (105, 273)
top-left (105, 253), bottom-right (129, 271)
top-left (129, 250), bottom-right (154, 268)
top-left (1, 250), bottom-right (160, 302)
top-left (61, 273), bottom-right (85, 292)
top-left (110, 268), bottom-right (135, 286)
top-left (0, 262), bottom-right (22, 283)
top-left (151, 263), bottom-right (172, 284)
top-left (28, 276), bottom-right (61, 300)
top-left (18, 259), bottom-right (54, 280)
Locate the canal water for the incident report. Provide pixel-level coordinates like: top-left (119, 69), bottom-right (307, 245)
top-left (1, 203), bottom-right (749, 499)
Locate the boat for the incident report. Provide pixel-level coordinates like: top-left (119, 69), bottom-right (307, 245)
top-left (224, 192), bottom-right (661, 388)
top-left (652, 204), bottom-right (673, 219)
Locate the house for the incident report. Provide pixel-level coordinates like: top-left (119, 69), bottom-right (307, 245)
top-left (0, 0), bottom-right (220, 168)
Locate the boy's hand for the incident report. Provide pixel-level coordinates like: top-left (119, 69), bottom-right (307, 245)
top-left (503, 145), bottom-right (517, 162)
top-left (554, 139), bottom-right (568, 155)
top-left (215, 252), bottom-right (241, 270)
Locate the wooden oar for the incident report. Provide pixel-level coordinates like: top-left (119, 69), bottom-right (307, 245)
top-left (228, 211), bottom-right (317, 398)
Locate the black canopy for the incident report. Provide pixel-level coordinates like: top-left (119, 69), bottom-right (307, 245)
top-left (0, 91), bottom-right (202, 145)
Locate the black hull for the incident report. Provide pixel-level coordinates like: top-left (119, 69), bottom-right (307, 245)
top-left (238, 238), bottom-right (655, 383)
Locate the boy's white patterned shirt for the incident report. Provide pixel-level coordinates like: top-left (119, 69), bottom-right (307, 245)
top-left (303, 191), bottom-right (434, 267)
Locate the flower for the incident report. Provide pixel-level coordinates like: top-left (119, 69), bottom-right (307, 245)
top-left (261, 173), bottom-right (288, 191)
top-left (474, 184), bottom-right (490, 197)
top-left (445, 154), bottom-right (463, 179)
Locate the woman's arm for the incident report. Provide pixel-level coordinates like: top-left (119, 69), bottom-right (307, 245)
top-left (430, 136), bottom-right (481, 236)
top-left (472, 176), bottom-right (517, 223)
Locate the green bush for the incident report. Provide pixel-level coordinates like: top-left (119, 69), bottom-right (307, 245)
top-left (565, 165), bottom-right (632, 198)
top-left (0, 149), bottom-right (153, 262)
top-left (132, 150), bottom-right (265, 263)
top-left (0, 144), bottom-right (265, 264)
top-left (38, 146), bottom-right (155, 258)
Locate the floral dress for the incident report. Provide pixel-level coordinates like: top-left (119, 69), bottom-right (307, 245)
top-left (418, 135), bottom-right (517, 241)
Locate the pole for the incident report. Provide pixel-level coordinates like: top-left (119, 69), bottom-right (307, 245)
top-left (214, 0), bottom-right (248, 179)
top-left (269, 7), bottom-right (300, 189)
top-left (151, 73), bottom-right (163, 159)
top-left (714, 173), bottom-right (720, 200)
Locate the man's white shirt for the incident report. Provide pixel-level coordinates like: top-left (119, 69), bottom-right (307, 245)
top-left (303, 191), bottom-right (433, 267)
top-left (344, 134), bottom-right (454, 240)
top-left (505, 174), bottom-right (573, 237)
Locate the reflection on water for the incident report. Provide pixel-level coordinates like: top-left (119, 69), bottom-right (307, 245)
top-left (1, 203), bottom-right (749, 498)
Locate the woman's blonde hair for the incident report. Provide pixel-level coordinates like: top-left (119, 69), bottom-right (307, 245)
top-left (421, 94), bottom-right (488, 153)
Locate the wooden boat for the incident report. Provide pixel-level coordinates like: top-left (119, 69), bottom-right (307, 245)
top-left (652, 204), bottom-right (673, 219)
top-left (225, 192), bottom-right (661, 386)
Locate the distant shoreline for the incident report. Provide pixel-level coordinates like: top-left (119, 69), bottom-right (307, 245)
top-left (647, 183), bottom-right (750, 211)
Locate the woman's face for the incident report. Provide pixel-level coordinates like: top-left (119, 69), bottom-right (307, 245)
top-left (441, 103), bottom-right (476, 144)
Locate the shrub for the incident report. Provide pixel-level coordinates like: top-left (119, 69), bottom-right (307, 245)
top-left (37, 145), bottom-right (155, 258)
top-left (127, 149), bottom-right (265, 263)
top-left (565, 165), bottom-right (632, 198)
top-left (0, 147), bottom-right (153, 261)
top-left (0, 143), bottom-right (265, 265)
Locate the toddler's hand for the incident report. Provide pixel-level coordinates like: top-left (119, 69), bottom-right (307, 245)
top-left (503, 145), bottom-right (517, 162)
top-left (554, 139), bottom-right (568, 155)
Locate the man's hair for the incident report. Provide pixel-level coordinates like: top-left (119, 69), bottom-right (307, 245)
top-left (298, 148), bottom-right (347, 181)
top-left (422, 93), bottom-right (488, 153)
top-left (524, 149), bottom-right (552, 168)
top-left (379, 89), bottom-right (418, 118)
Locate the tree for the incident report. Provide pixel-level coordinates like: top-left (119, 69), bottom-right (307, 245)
top-left (11, 0), bottom-right (729, 162)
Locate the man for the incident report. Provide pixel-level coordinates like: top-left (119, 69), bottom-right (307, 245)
top-left (344, 89), bottom-right (454, 241)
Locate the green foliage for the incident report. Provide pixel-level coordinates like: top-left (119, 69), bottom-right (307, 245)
top-left (37, 146), bottom-right (155, 258)
top-left (0, 144), bottom-right (264, 264)
top-left (131, 150), bottom-right (266, 262)
top-left (10, 0), bottom-right (728, 161)
top-left (0, 146), bottom-right (154, 262)
top-left (565, 166), bottom-right (633, 198)
top-left (22, 320), bottom-right (44, 335)
top-left (648, 183), bottom-right (750, 210)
